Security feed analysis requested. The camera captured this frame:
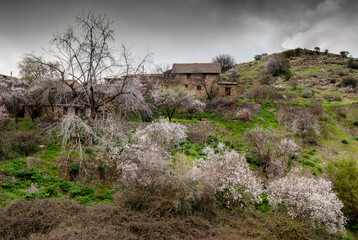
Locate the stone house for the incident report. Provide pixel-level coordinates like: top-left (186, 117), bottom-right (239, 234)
top-left (117, 63), bottom-right (238, 99)
top-left (167, 63), bottom-right (237, 98)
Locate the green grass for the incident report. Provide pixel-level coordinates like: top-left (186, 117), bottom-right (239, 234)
top-left (0, 144), bottom-right (114, 208)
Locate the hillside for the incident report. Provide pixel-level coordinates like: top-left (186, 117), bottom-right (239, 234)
top-left (0, 49), bottom-right (358, 239)
top-left (227, 49), bottom-right (358, 162)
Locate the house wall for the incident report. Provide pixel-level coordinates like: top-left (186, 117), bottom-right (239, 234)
top-left (172, 73), bottom-right (220, 98)
top-left (218, 84), bottom-right (237, 98)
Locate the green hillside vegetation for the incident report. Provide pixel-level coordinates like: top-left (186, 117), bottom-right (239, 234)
top-left (1, 49), bottom-right (358, 239)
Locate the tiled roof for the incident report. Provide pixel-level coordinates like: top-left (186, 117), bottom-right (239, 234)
top-left (171, 63), bottom-right (221, 74)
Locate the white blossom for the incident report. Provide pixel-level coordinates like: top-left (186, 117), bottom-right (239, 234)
top-left (119, 120), bottom-right (187, 187)
top-left (266, 167), bottom-right (346, 234)
top-left (189, 144), bottom-right (263, 204)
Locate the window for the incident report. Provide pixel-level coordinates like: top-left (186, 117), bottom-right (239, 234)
top-left (197, 85), bottom-right (201, 91)
top-left (202, 74), bottom-right (207, 79)
top-left (225, 87), bottom-right (231, 96)
top-left (187, 73), bottom-right (191, 79)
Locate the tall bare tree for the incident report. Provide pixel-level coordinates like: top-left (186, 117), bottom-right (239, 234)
top-left (28, 11), bottom-right (152, 119)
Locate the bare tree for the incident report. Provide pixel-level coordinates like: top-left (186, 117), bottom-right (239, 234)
top-left (28, 11), bottom-right (152, 119)
top-left (212, 54), bottom-right (235, 73)
top-left (266, 55), bottom-right (291, 76)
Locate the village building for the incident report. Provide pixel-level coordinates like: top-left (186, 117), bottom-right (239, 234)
top-left (3, 62), bottom-right (238, 120)
top-left (117, 63), bottom-right (238, 99)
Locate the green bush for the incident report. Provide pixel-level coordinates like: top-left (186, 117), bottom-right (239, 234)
top-left (68, 162), bottom-right (80, 175)
top-left (327, 159), bottom-right (358, 230)
top-left (340, 51), bottom-right (349, 58)
top-left (353, 121), bottom-right (358, 126)
top-left (301, 90), bottom-right (314, 98)
top-left (341, 139), bottom-right (348, 144)
top-left (347, 58), bottom-right (358, 70)
top-left (341, 77), bottom-right (358, 88)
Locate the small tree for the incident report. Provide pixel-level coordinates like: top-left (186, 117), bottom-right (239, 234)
top-left (212, 54), bottom-right (235, 73)
top-left (340, 51), bottom-right (349, 58)
top-left (189, 143), bottom-right (263, 205)
top-left (292, 111), bottom-right (320, 144)
top-left (18, 55), bottom-right (59, 84)
top-left (266, 55), bottom-right (291, 76)
top-left (151, 85), bottom-right (205, 121)
top-left (314, 47), bottom-right (320, 54)
top-left (267, 167), bottom-right (346, 234)
top-left (254, 55), bottom-right (262, 61)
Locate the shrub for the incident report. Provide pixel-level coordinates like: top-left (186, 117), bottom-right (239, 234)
top-left (338, 71), bottom-right (347, 77)
top-left (187, 131), bottom-right (207, 143)
top-left (118, 120), bottom-right (187, 187)
top-left (307, 103), bottom-right (327, 121)
top-left (205, 97), bottom-right (236, 115)
top-left (327, 159), bottom-right (358, 229)
top-left (236, 108), bottom-right (253, 122)
top-left (337, 109), bottom-right (347, 118)
top-left (341, 139), bottom-right (348, 144)
top-left (254, 54), bottom-right (262, 61)
top-left (324, 94), bottom-right (342, 102)
top-left (226, 66), bottom-right (241, 80)
top-left (341, 77), bottom-right (358, 88)
top-left (68, 162), bottom-right (80, 175)
top-left (301, 89), bottom-right (314, 98)
top-left (347, 58), bottom-right (358, 69)
top-left (266, 55), bottom-right (291, 76)
top-left (292, 112), bottom-right (320, 144)
top-left (251, 84), bottom-right (284, 103)
top-left (259, 75), bottom-right (275, 85)
top-left (353, 121), bottom-right (358, 126)
top-left (266, 167), bottom-right (346, 234)
top-left (240, 101), bottom-right (261, 115)
top-left (189, 143), bottom-right (263, 205)
top-left (289, 79), bottom-right (298, 90)
top-left (340, 51), bottom-right (349, 58)
top-left (294, 48), bottom-right (303, 57)
top-left (244, 127), bottom-right (299, 180)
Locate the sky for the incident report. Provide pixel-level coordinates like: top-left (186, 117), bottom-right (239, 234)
top-left (1, 0), bottom-right (358, 76)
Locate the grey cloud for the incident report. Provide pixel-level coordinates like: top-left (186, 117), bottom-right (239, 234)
top-left (0, 0), bottom-right (357, 75)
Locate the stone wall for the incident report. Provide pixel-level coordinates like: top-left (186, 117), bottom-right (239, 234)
top-left (172, 73), bottom-right (219, 98)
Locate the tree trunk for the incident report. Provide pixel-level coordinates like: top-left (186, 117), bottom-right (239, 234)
top-left (15, 113), bottom-right (19, 130)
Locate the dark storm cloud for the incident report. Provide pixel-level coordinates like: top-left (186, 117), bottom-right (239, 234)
top-left (1, 0), bottom-right (358, 75)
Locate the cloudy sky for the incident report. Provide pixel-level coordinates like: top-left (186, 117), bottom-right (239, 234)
top-left (1, 0), bottom-right (357, 76)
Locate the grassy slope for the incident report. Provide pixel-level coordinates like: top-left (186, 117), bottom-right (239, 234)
top-left (1, 52), bottom-right (358, 239)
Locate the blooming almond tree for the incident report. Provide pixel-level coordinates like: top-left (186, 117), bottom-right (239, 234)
top-left (118, 120), bottom-right (187, 187)
top-left (0, 76), bottom-right (28, 128)
top-left (266, 167), bottom-right (346, 234)
top-left (151, 85), bottom-right (205, 121)
top-left (189, 143), bottom-right (263, 205)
